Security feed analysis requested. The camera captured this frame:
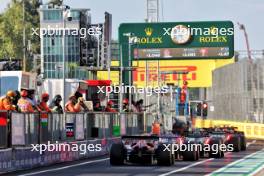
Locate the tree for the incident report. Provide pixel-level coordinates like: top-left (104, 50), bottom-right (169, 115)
top-left (0, 1), bottom-right (25, 59)
top-left (0, 0), bottom-right (41, 70)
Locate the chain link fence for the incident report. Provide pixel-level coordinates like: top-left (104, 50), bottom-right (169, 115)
top-left (208, 57), bottom-right (264, 123)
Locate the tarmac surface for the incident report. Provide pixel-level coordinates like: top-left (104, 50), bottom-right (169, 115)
top-left (5, 140), bottom-right (264, 176)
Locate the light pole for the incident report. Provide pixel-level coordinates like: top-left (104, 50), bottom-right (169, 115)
top-left (123, 33), bottom-right (137, 111)
top-left (237, 23), bottom-right (251, 61)
top-left (61, 5), bottom-right (71, 108)
top-left (23, 0), bottom-right (26, 71)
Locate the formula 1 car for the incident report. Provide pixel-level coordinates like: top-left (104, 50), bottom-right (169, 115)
top-left (159, 134), bottom-right (201, 161)
top-left (184, 129), bottom-right (226, 159)
top-left (202, 126), bottom-right (246, 155)
top-left (110, 133), bottom-right (203, 166)
top-left (110, 135), bottom-right (175, 166)
top-left (184, 131), bottom-right (209, 158)
top-left (219, 126), bottom-right (247, 151)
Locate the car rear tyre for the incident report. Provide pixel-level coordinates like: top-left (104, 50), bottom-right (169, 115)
top-left (240, 135), bottom-right (247, 151)
top-left (156, 144), bottom-right (173, 166)
top-left (231, 136), bottom-right (241, 152)
top-left (209, 139), bottom-right (222, 158)
top-left (110, 143), bottom-right (125, 165)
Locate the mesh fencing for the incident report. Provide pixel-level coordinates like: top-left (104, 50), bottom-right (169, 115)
top-left (208, 58), bottom-right (264, 123)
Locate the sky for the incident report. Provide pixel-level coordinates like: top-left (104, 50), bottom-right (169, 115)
top-left (0, 0), bottom-right (263, 51)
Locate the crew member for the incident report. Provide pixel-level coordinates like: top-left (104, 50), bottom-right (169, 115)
top-left (122, 98), bottom-right (129, 112)
top-left (49, 94), bottom-right (63, 113)
top-left (17, 90), bottom-right (35, 113)
top-left (0, 91), bottom-right (16, 111)
top-left (105, 100), bottom-right (117, 112)
top-left (152, 120), bottom-right (161, 135)
top-left (38, 93), bottom-right (51, 112)
top-left (65, 94), bottom-right (82, 112)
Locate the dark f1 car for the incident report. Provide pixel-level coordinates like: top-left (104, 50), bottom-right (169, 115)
top-left (110, 135), bottom-right (175, 166)
top-left (219, 126), bottom-right (247, 151)
top-left (110, 134), bottom-right (203, 166)
top-left (202, 126), bottom-right (246, 154)
top-left (184, 129), bottom-right (225, 159)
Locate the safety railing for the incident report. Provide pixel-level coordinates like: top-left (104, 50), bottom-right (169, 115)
top-left (0, 112), bottom-right (156, 148)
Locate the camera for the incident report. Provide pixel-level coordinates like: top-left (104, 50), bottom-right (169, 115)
top-left (66, 9), bottom-right (72, 21)
top-left (61, 5), bottom-right (72, 21)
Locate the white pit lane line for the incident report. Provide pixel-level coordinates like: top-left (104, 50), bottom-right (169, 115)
top-left (159, 141), bottom-right (255, 176)
top-left (18, 141), bottom-right (256, 176)
top-left (158, 158), bottom-right (214, 176)
top-left (205, 148), bottom-right (264, 176)
top-left (18, 158), bottom-right (109, 176)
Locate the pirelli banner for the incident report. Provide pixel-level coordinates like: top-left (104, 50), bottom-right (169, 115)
top-left (97, 59), bottom-right (234, 88)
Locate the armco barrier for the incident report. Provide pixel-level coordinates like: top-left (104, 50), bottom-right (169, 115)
top-left (195, 118), bottom-right (264, 139)
top-left (0, 137), bottom-right (120, 174)
top-left (0, 148), bottom-right (12, 173)
top-left (1, 112), bottom-right (157, 173)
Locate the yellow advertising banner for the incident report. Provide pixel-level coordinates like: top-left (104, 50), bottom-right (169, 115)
top-left (97, 61), bottom-right (120, 85)
top-left (97, 59), bottom-right (234, 88)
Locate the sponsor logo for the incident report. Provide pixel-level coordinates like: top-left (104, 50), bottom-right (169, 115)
top-left (133, 66), bottom-right (197, 82)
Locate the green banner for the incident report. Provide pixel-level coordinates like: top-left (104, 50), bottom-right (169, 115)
top-left (118, 21), bottom-right (234, 85)
top-left (119, 21), bottom-right (234, 60)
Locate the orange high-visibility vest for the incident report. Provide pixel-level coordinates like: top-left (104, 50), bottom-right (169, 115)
top-left (152, 122), bottom-right (161, 135)
top-left (38, 101), bottom-right (51, 112)
top-left (0, 97), bottom-right (15, 111)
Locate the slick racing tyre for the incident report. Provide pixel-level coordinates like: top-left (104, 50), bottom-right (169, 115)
top-left (240, 134), bottom-right (247, 151)
top-left (208, 139), bottom-right (224, 158)
top-left (110, 143), bottom-right (125, 165)
top-left (230, 136), bottom-right (241, 152)
top-left (182, 141), bottom-right (199, 161)
top-left (156, 144), bottom-right (173, 166)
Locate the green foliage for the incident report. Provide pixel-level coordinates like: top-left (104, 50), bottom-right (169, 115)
top-left (0, 0), bottom-right (41, 60)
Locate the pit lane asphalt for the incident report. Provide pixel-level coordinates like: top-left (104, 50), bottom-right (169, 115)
top-left (5, 140), bottom-right (264, 176)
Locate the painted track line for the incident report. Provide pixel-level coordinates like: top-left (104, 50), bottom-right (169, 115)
top-left (158, 158), bottom-right (214, 176)
top-left (248, 161), bottom-right (264, 176)
top-left (159, 141), bottom-right (255, 176)
top-left (18, 141), bottom-right (257, 176)
top-left (206, 148), bottom-right (264, 176)
top-left (18, 158), bottom-right (109, 176)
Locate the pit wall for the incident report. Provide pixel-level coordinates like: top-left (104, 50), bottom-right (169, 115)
top-left (0, 138), bottom-right (120, 174)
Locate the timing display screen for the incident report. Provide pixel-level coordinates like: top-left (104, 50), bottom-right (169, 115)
top-left (133, 47), bottom-right (230, 59)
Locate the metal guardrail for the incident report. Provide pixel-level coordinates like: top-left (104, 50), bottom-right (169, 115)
top-left (0, 112), bottom-right (156, 148)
